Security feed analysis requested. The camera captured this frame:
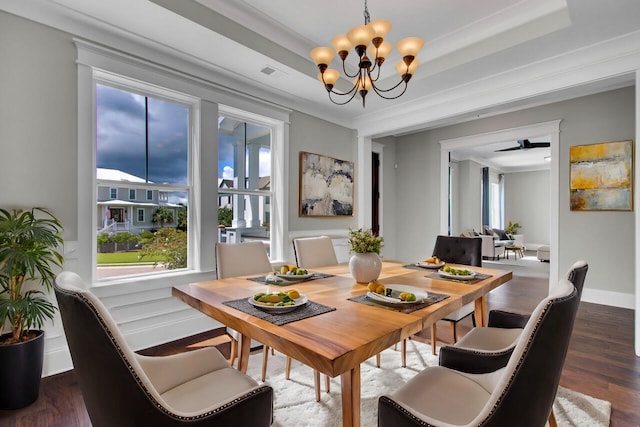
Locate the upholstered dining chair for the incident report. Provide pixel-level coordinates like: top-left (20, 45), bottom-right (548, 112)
top-left (216, 241), bottom-right (273, 372)
top-left (54, 271), bottom-right (273, 427)
top-left (438, 260), bottom-right (588, 374)
top-left (216, 241), bottom-right (326, 401)
top-left (293, 235), bottom-right (338, 268)
top-left (290, 236), bottom-right (338, 395)
top-left (437, 260), bottom-right (588, 426)
top-left (427, 235), bottom-right (483, 355)
top-left (379, 276), bottom-right (581, 427)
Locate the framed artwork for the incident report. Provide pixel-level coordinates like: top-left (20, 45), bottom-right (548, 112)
top-left (299, 151), bottom-right (354, 217)
top-left (570, 140), bottom-right (633, 211)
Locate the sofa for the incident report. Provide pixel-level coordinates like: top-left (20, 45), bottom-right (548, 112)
top-left (480, 226), bottom-right (515, 260)
top-left (479, 235), bottom-right (506, 260)
top-left (460, 229), bottom-right (511, 260)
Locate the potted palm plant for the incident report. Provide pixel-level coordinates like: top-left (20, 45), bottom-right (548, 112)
top-left (0, 207), bottom-right (63, 409)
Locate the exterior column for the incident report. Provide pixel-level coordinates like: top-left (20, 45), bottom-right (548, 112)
top-left (232, 129), bottom-right (246, 228)
top-left (247, 141), bottom-right (260, 227)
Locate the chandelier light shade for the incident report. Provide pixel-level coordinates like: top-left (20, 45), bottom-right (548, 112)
top-left (310, 0), bottom-right (424, 107)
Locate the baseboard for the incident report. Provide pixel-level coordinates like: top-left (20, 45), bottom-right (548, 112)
top-left (581, 288), bottom-right (635, 309)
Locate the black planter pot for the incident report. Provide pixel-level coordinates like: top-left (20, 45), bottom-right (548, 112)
top-left (0, 330), bottom-right (45, 410)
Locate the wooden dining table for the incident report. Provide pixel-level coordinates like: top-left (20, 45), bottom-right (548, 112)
top-left (172, 260), bottom-right (512, 427)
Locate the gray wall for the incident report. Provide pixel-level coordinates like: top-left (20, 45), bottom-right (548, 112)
top-left (0, 12), bottom-right (78, 239)
top-left (391, 86), bottom-right (635, 296)
top-left (287, 111), bottom-right (357, 234)
top-left (504, 170), bottom-right (550, 247)
top-left (456, 160), bottom-right (484, 235)
top-left (393, 131), bottom-right (442, 261)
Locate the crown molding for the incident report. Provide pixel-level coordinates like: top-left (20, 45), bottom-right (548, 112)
top-left (354, 30), bottom-right (640, 138)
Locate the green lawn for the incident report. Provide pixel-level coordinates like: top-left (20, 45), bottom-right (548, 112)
top-left (97, 251), bottom-right (164, 265)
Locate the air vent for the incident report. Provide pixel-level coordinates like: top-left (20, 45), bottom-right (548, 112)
top-left (259, 65), bottom-right (286, 79)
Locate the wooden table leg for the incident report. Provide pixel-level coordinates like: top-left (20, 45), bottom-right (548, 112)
top-left (340, 365), bottom-right (361, 427)
top-left (474, 295), bottom-right (487, 327)
top-left (237, 333), bottom-right (251, 373)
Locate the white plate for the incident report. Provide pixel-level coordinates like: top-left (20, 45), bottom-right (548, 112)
top-left (416, 261), bottom-right (445, 269)
top-left (248, 294), bottom-right (309, 313)
top-left (276, 272), bottom-right (314, 281)
top-left (366, 285), bottom-right (430, 305)
top-left (437, 268), bottom-right (477, 280)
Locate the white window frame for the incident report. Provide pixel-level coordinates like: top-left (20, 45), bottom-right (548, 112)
top-left (217, 109), bottom-right (272, 229)
top-left (129, 188), bottom-right (136, 200)
top-left (146, 189), bottom-right (153, 201)
top-left (137, 208), bottom-right (145, 223)
top-left (75, 39), bottom-right (290, 289)
top-left (110, 188), bottom-right (117, 199)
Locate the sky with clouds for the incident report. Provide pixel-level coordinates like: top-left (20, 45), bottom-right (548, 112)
top-left (96, 84), bottom-right (271, 199)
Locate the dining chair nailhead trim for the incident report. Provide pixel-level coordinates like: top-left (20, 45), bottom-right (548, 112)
top-left (62, 287), bottom-right (268, 421)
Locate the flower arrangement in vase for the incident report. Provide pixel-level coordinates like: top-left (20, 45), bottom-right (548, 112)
top-left (348, 228), bottom-right (384, 283)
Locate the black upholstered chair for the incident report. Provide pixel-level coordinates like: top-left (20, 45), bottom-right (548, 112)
top-left (379, 276), bottom-right (581, 427)
top-left (54, 271), bottom-right (273, 427)
top-left (430, 235), bottom-right (483, 354)
top-left (432, 235), bottom-right (483, 267)
top-left (438, 260), bottom-right (588, 374)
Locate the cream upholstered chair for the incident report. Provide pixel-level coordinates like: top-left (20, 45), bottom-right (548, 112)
top-left (216, 241), bottom-right (273, 371)
top-left (54, 271), bottom-right (273, 427)
top-left (379, 276), bottom-right (581, 427)
top-left (216, 241), bottom-right (326, 401)
top-left (293, 236), bottom-right (338, 268)
top-left (290, 236), bottom-right (338, 395)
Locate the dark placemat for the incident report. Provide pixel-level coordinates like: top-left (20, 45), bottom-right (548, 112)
top-left (247, 272), bottom-right (335, 286)
top-left (348, 291), bottom-right (449, 314)
top-left (403, 263), bottom-right (443, 272)
top-left (424, 272), bottom-right (492, 285)
top-left (222, 297), bottom-right (336, 326)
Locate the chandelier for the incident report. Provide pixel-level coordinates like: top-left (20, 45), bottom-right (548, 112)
top-left (310, 0), bottom-right (424, 107)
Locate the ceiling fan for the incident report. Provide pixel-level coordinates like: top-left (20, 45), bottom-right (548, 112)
top-left (495, 139), bottom-right (550, 152)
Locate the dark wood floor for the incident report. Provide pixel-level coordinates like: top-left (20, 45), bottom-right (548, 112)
top-left (1, 267), bottom-right (638, 426)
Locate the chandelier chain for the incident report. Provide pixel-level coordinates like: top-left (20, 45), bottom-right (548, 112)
top-left (363, 0), bottom-right (370, 24)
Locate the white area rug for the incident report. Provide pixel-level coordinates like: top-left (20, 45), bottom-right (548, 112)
top-left (244, 340), bottom-right (611, 426)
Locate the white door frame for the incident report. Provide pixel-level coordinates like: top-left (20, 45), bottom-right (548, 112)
top-left (439, 120), bottom-right (562, 287)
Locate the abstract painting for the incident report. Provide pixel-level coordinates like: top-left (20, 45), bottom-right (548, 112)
top-left (299, 151), bottom-right (354, 216)
top-left (570, 140), bottom-right (633, 211)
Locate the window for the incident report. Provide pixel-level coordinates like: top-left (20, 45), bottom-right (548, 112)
top-left (217, 113), bottom-right (272, 253)
top-left (110, 188), bottom-right (117, 199)
top-left (76, 40), bottom-right (289, 287)
top-left (96, 83), bottom-right (191, 280)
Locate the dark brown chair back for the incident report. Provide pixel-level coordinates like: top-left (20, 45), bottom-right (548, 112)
top-left (54, 272), bottom-right (273, 427)
top-left (432, 235), bottom-right (482, 267)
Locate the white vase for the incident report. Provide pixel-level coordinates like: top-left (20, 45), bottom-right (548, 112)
top-left (349, 252), bottom-right (382, 283)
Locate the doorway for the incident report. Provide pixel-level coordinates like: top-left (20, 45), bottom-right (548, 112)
top-left (372, 151), bottom-right (380, 236)
top-left (439, 120), bottom-right (561, 287)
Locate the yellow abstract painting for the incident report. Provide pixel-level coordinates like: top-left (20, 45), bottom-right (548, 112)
top-left (570, 140), bottom-right (633, 211)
